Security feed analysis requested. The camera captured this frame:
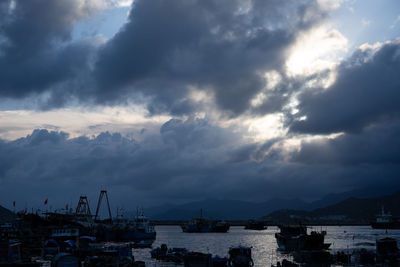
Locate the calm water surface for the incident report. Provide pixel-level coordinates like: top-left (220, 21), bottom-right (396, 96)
top-left (133, 226), bottom-right (400, 266)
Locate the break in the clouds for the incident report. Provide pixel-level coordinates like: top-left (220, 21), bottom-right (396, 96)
top-left (290, 39), bottom-right (400, 134)
top-left (0, 0), bottom-right (400, 208)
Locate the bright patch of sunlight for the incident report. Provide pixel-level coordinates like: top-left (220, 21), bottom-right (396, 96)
top-left (286, 25), bottom-right (348, 77)
top-left (245, 114), bottom-right (287, 142)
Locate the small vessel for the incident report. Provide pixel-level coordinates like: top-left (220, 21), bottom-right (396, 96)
top-left (244, 219), bottom-right (267, 230)
top-left (271, 259), bottom-right (299, 267)
top-left (376, 237), bottom-right (399, 264)
top-left (184, 252), bottom-right (213, 267)
top-left (83, 244), bottom-right (134, 266)
top-left (100, 208), bottom-right (156, 241)
top-left (131, 208), bottom-right (157, 240)
top-left (371, 206), bottom-right (400, 229)
top-left (228, 246), bottom-right (254, 266)
top-left (131, 239), bottom-right (154, 248)
top-left (52, 253), bottom-right (80, 267)
top-left (151, 244), bottom-right (189, 264)
top-left (212, 255), bottom-right (228, 267)
top-left (151, 244), bottom-right (169, 260)
top-left (181, 216), bottom-right (211, 233)
top-left (41, 239), bottom-right (60, 260)
top-left (181, 209), bottom-right (230, 233)
top-left (275, 225), bottom-right (330, 252)
top-left (275, 225), bottom-right (307, 252)
top-left (211, 220), bottom-right (230, 233)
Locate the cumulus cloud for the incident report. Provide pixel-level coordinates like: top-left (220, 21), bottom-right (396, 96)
top-left (1, 0), bottom-right (400, 209)
top-left (0, 0), bottom-right (110, 108)
top-left (2, 118), bottom-right (400, 209)
top-left (0, 120), bottom-right (266, 207)
top-left (0, 120), bottom-right (301, 207)
top-left (0, 0), bottom-right (331, 115)
top-left (91, 0), bottom-right (328, 115)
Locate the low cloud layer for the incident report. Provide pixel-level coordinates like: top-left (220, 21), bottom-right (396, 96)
top-left (2, 118), bottom-right (400, 209)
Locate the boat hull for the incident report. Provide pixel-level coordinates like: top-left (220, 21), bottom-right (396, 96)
top-left (275, 232), bottom-right (330, 252)
top-left (275, 233), bottom-right (306, 251)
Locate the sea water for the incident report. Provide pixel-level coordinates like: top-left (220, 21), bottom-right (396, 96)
top-left (133, 225), bottom-right (400, 266)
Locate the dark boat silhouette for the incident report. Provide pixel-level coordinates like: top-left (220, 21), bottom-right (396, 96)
top-left (275, 225), bottom-right (330, 252)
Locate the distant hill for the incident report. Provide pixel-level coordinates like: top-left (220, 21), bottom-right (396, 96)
top-left (0, 205), bottom-right (16, 223)
top-left (307, 186), bottom-right (398, 210)
top-left (267, 190), bottom-right (400, 224)
top-left (141, 198), bottom-right (309, 220)
top-left (128, 187), bottom-right (398, 221)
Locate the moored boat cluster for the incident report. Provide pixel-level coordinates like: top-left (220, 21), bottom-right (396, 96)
top-left (2, 198), bottom-right (400, 266)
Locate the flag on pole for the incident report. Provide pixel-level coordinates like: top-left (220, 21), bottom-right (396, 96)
top-left (44, 198), bottom-right (48, 205)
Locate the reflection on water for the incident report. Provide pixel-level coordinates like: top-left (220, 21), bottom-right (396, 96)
top-left (133, 225), bottom-right (400, 266)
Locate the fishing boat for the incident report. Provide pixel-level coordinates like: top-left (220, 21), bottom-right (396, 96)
top-left (228, 246), bottom-right (254, 266)
top-left (371, 206), bottom-right (400, 229)
top-left (131, 209), bottom-right (156, 240)
top-left (244, 219), bottom-right (267, 230)
top-left (376, 237), bottom-right (399, 264)
top-left (275, 225), bottom-right (330, 252)
top-left (181, 209), bottom-right (230, 233)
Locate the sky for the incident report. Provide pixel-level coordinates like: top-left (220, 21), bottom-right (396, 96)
top-left (0, 0), bottom-right (399, 211)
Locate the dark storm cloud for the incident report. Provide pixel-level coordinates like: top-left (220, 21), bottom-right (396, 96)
top-left (0, 119), bottom-right (259, 206)
top-left (290, 39), bottom-right (400, 134)
top-left (2, 118), bottom-right (400, 208)
top-left (285, 119), bottom-right (400, 195)
top-left (292, 120), bottom-right (400, 165)
top-left (0, 120), bottom-right (306, 207)
top-left (93, 0), bottom-right (326, 115)
top-left (0, 0), bottom-right (328, 115)
top-left (0, 0), bottom-right (96, 99)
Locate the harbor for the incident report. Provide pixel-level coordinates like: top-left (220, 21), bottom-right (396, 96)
top-left (2, 191), bottom-right (400, 266)
top-left (3, 196), bottom-right (400, 266)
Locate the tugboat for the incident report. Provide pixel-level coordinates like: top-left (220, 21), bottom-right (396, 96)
top-left (275, 225), bottom-right (330, 252)
top-left (181, 210), bottom-right (230, 233)
top-left (371, 206), bottom-right (400, 229)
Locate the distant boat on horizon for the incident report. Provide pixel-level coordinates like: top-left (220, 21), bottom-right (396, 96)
top-left (244, 219), bottom-right (268, 230)
top-left (371, 206), bottom-right (400, 229)
top-left (180, 209), bottom-right (230, 233)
